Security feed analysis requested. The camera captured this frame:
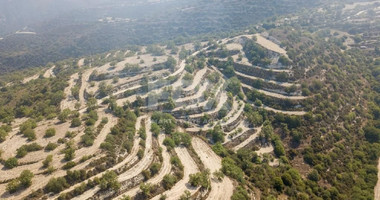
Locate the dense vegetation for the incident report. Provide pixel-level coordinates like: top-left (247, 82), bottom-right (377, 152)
top-left (0, 1), bottom-right (379, 199)
top-left (0, 0), bottom-right (328, 73)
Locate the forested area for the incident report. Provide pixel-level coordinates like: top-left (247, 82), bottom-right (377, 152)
top-left (0, 0), bottom-right (379, 199)
top-left (0, 0), bottom-right (327, 73)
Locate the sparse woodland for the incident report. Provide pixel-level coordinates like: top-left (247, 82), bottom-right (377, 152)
top-left (0, 1), bottom-right (379, 200)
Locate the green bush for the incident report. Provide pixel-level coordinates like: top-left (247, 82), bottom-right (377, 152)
top-left (45, 142), bottom-right (58, 151)
top-left (4, 157), bottom-right (18, 169)
top-left (45, 177), bottom-right (69, 193)
top-left (63, 161), bottom-right (76, 170)
top-left (43, 155), bottom-right (53, 168)
top-left (45, 128), bottom-right (56, 138)
top-left (71, 117), bottom-right (81, 127)
top-left (189, 170), bottom-right (210, 189)
top-left (99, 171), bottom-right (120, 191)
top-left (162, 174), bottom-right (177, 189)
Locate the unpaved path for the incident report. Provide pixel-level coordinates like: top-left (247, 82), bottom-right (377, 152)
top-left (189, 92), bottom-right (227, 118)
top-left (175, 82), bottom-right (209, 104)
top-left (256, 145), bottom-right (274, 155)
top-left (224, 120), bottom-right (251, 144)
top-left (242, 83), bottom-right (307, 100)
top-left (192, 137), bottom-right (234, 200)
top-left (79, 69), bottom-right (92, 109)
top-left (183, 68), bottom-right (208, 92)
top-left (72, 108), bottom-right (118, 163)
top-left (78, 58), bottom-right (85, 67)
top-left (233, 125), bottom-right (263, 152)
top-left (116, 133), bottom-right (171, 199)
top-left (43, 66), bottom-right (55, 78)
top-left (54, 116), bottom-right (145, 200)
top-left (222, 99), bottom-right (243, 126)
top-left (236, 71), bottom-right (297, 87)
top-left (22, 73), bottom-right (39, 84)
top-left (226, 43), bottom-right (243, 51)
top-left (151, 146), bottom-right (199, 200)
top-left (73, 117), bottom-right (153, 200)
top-left (61, 73), bottom-right (79, 110)
top-left (262, 105), bottom-right (306, 116)
top-left (375, 157), bottom-right (380, 200)
top-left (118, 117), bottom-right (154, 182)
top-left (254, 34), bottom-right (287, 55)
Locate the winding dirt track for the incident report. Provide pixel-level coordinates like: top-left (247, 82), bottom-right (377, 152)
top-left (375, 157), bottom-right (380, 200)
top-left (79, 69), bottom-right (93, 109)
top-left (235, 71), bottom-right (297, 87)
top-left (254, 34), bottom-right (287, 55)
top-left (61, 73), bottom-right (79, 110)
top-left (22, 73), bottom-right (39, 84)
top-left (224, 120), bottom-right (251, 144)
top-left (115, 133), bottom-right (171, 199)
top-left (192, 138), bottom-right (234, 200)
top-left (55, 116), bottom-right (145, 200)
top-left (77, 58), bottom-right (85, 67)
top-left (151, 146), bottom-right (199, 200)
top-left (233, 125), bottom-right (263, 152)
top-left (242, 83), bottom-right (307, 100)
top-left (118, 117), bottom-right (154, 182)
top-left (188, 92), bottom-right (228, 118)
top-left (183, 68), bottom-right (208, 92)
top-left (43, 66), bottom-right (55, 78)
top-left (262, 105), bottom-right (306, 116)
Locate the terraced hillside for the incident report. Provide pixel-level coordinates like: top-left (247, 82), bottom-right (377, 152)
top-left (0, 23), bottom-right (379, 200)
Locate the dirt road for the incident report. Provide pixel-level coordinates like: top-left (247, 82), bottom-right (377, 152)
top-left (151, 146), bottom-right (199, 200)
top-left (192, 137), bottom-right (234, 200)
top-left (255, 34), bottom-right (287, 55)
top-left (262, 105), bottom-right (306, 116)
top-left (43, 66), bottom-right (55, 78)
top-left (375, 157), bottom-right (380, 200)
top-left (61, 73), bottom-right (79, 110)
top-left (233, 125), bottom-right (262, 152)
top-left (115, 133), bottom-right (171, 199)
top-left (242, 83), bottom-right (307, 100)
top-left (118, 117), bottom-right (154, 182)
top-left (235, 71), bottom-right (297, 87)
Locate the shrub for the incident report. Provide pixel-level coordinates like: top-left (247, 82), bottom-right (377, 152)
top-left (4, 157), bottom-right (18, 169)
top-left (162, 174), bottom-right (177, 189)
top-left (231, 186), bottom-right (249, 200)
top-left (45, 142), bottom-right (58, 151)
top-left (43, 155), bottom-right (53, 168)
top-left (64, 147), bottom-right (75, 161)
top-left (19, 170), bottom-right (34, 187)
top-left (99, 171), bottom-right (120, 191)
top-left (71, 117), bottom-right (81, 127)
top-left (23, 128), bottom-right (36, 141)
top-left (45, 177), bottom-right (69, 193)
top-left (45, 128), bottom-right (56, 138)
top-left (189, 170), bottom-right (210, 189)
top-left (63, 161), bottom-right (76, 170)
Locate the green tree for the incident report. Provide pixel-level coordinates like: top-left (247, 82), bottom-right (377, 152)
top-left (231, 186), bottom-right (249, 200)
top-left (226, 77), bottom-right (241, 95)
top-left (71, 117), bottom-right (81, 127)
top-left (100, 171), bottom-right (120, 191)
top-left (140, 183), bottom-right (153, 198)
top-left (45, 177), bottom-right (69, 193)
top-left (163, 174), bottom-right (177, 189)
top-left (6, 179), bottom-right (20, 193)
top-left (58, 109), bottom-right (71, 122)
